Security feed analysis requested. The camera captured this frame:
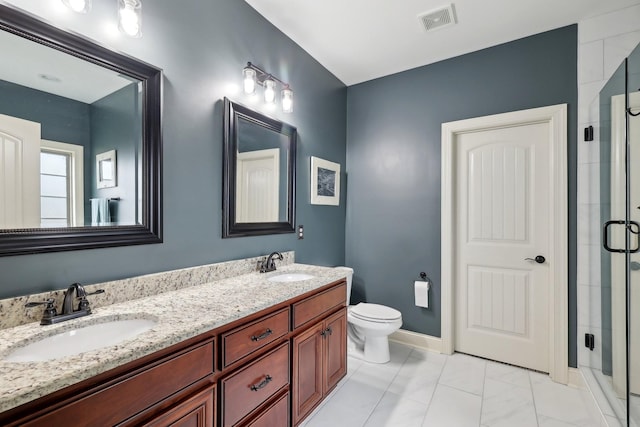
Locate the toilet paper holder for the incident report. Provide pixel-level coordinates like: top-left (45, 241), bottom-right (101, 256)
top-left (418, 272), bottom-right (431, 283)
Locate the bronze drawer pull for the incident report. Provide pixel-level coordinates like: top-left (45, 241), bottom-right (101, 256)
top-left (251, 328), bottom-right (273, 342)
top-left (320, 327), bottom-right (333, 337)
top-left (250, 375), bottom-right (272, 391)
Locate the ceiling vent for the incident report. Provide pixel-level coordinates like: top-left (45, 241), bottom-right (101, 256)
top-left (418, 4), bottom-right (457, 33)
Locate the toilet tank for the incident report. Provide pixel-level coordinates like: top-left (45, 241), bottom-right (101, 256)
top-left (334, 266), bottom-right (353, 305)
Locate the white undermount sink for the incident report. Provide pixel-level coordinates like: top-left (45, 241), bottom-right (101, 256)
top-left (267, 273), bottom-right (315, 283)
top-left (2, 318), bottom-right (157, 363)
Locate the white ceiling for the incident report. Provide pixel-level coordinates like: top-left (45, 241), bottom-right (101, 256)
top-left (0, 29), bottom-right (133, 104)
top-left (245, 0), bottom-right (640, 85)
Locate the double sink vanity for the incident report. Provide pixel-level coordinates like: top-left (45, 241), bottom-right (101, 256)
top-left (0, 257), bottom-right (348, 426)
top-left (0, 4), bottom-right (346, 426)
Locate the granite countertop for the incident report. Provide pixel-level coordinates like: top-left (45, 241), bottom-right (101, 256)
top-left (0, 263), bottom-right (347, 413)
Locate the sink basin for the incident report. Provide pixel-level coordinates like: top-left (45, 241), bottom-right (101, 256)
top-left (267, 273), bottom-right (315, 283)
top-left (3, 318), bottom-right (156, 362)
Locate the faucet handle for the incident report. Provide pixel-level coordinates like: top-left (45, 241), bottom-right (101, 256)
top-left (78, 289), bottom-right (105, 312)
top-left (25, 298), bottom-right (58, 321)
top-left (85, 289), bottom-right (105, 297)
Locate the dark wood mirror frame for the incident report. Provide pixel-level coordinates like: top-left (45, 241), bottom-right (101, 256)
top-left (0, 4), bottom-right (162, 256)
top-left (223, 98), bottom-right (296, 238)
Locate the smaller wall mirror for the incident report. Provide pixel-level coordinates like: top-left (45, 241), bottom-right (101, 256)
top-left (223, 98), bottom-right (296, 237)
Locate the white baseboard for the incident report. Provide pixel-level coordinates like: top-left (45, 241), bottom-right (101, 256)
top-left (568, 367), bottom-right (586, 389)
top-left (389, 329), bottom-right (443, 353)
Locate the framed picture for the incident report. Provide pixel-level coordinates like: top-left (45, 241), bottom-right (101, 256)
top-left (96, 150), bottom-right (117, 189)
top-left (310, 156), bottom-right (340, 206)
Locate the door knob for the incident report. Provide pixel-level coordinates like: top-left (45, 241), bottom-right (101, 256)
top-left (525, 255), bottom-right (546, 264)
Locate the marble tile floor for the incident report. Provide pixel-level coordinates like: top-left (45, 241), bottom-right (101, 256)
top-left (300, 342), bottom-right (606, 427)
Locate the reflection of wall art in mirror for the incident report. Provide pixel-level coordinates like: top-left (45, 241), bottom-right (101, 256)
top-left (96, 150), bottom-right (117, 189)
top-left (0, 3), bottom-right (162, 256)
top-left (310, 156), bottom-right (340, 206)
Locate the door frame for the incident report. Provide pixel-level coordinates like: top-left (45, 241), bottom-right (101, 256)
top-left (441, 104), bottom-right (568, 384)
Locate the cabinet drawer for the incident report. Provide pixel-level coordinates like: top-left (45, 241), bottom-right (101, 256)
top-left (23, 341), bottom-right (214, 427)
top-left (221, 308), bottom-right (289, 368)
top-left (221, 342), bottom-right (289, 427)
top-left (244, 392), bottom-right (289, 427)
top-left (293, 282), bottom-right (346, 329)
top-left (141, 385), bottom-right (215, 427)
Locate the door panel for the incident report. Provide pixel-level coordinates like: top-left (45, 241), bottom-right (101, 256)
top-left (455, 121), bottom-right (550, 372)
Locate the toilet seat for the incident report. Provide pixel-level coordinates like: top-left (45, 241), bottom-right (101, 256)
top-left (350, 303), bottom-right (401, 323)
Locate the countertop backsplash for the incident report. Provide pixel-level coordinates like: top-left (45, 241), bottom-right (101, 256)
top-left (0, 251), bottom-right (294, 330)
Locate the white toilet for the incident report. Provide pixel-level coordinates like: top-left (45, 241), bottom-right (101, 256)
top-left (335, 267), bottom-right (402, 364)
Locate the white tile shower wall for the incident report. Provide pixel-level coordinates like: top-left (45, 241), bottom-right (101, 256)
top-left (577, 2), bottom-right (640, 369)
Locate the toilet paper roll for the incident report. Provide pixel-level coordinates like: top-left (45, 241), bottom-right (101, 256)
top-left (414, 280), bottom-right (430, 308)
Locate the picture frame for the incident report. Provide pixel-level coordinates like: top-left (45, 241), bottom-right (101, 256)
top-left (96, 149), bottom-right (117, 189)
top-left (310, 156), bottom-right (340, 206)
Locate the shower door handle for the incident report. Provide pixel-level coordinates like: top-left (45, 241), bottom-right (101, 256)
top-left (603, 220), bottom-right (640, 253)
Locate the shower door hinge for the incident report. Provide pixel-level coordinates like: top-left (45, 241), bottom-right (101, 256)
top-left (585, 333), bottom-right (595, 351)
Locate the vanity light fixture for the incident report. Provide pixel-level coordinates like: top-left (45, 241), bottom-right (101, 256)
top-left (118, 0), bottom-right (142, 38)
top-left (263, 77), bottom-right (276, 104)
top-left (282, 86), bottom-right (293, 113)
top-left (243, 67), bottom-right (257, 94)
top-left (242, 62), bottom-right (293, 113)
top-left (61, 0), bottom-right (91, 13)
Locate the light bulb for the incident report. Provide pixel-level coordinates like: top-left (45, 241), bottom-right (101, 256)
top-left (118, 0), bottom-right (142, 38)
top-left (281, 87), bottom-right (293, 113)
top-left (243, 67), bottom-right (256, 94)
top-left (264, 78), bottom-right (276, 104)
top-left (62, 0), bottom-right (91, 13)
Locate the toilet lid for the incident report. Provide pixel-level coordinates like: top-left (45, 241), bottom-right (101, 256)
top-left (350, 303), bottom-right (401, 321)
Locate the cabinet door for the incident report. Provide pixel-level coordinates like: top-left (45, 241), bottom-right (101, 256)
top-left (142, 385), bottom-right (215, 427)
top-left (323, 308), bottom-right (347, 393)
top-left (292, 322), bottom-right (324, 425)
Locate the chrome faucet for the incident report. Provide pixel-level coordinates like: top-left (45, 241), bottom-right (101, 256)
top-left (260, 252), bottom-right (283, 273)
top-left (25, 283), bottom-right (105, 325)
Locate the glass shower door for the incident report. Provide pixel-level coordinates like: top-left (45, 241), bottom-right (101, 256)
top-left (628, 45), bottom-right (640, 426)
top-left (600, 42), bottom-right (640, 427)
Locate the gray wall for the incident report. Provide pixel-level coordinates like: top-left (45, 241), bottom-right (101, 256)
top-left (0, 80), bottom-right (91, 145)
top-left (345, 26), bottom-right (578, 366)
top-left (89, 84), bottom-right (141, 225)
top-left (0, 0), bottom-right (347, 298)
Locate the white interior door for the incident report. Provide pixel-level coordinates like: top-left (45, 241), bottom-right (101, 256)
top-left (0, 114), bottom-right (41, 229)
top-left (453, 119), bottom-right (552, 372)
top-left (236, 148), bottom-right (279, 223)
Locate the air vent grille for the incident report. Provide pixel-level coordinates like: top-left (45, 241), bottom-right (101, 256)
top-left (418, 4), bottom-right (457, 32)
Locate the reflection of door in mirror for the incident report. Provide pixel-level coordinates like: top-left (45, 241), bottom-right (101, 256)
top-left (0, 114), bottom-right (40, 228)
top-left (236, 148), bottom-right (280, 223)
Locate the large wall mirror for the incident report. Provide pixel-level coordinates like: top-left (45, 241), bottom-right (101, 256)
top-left (0, 4), bottom-right (162, 256)
top-left (223, 98), bottom-right (296, 237)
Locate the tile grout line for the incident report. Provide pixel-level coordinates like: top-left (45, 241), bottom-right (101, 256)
top-left (478, 358), bottom-right (487, 427)
top-left (420, 350), bottom-right (450, 426)
top-left (528, 370), bottom-right (541, 427)
top-left (360, 346), bottom-right (412, 426)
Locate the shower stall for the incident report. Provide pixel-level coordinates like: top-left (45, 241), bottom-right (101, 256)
top-left (591, 42), bottom-right (640, 427)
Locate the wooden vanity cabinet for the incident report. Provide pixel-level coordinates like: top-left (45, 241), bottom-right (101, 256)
top-left (291, 285), bottom-right (347, 426)
top-left (1, 336), bottom-right (216, 427)
top-left (0, 279), bottom-right (347, 427)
